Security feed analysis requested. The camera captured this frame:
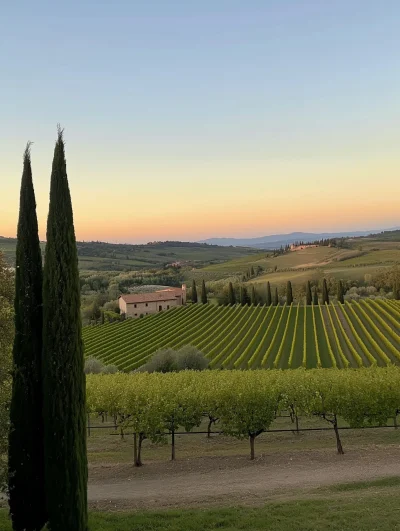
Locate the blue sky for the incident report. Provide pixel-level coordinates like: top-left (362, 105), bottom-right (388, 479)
top-left (1, 1), bottom-right (399, 242)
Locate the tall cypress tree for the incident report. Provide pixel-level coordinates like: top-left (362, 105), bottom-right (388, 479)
top-left (337, 281), bottom-right (344, 304)
top-left (306, 281), bottom-right (312, 305)
top-left (266, 282), bottom-right (272, 306)
top-left (286, 281), bottom-right (293, 305)
top-left (240, 286), bottom-right (249, 305)
top-left (251, 285), bottom-right (257, 305)
top-left (313, 287), bottom-right (319, 305)
top-left (322, 278), bottom-right (330, 304)
top-left (201, 279), bottom-right (207, 304)
top-left (228, 282), bottom-right (236, 305)
top-left (8, 143), bottom-right (46, 531)
top-left (191, 279), bottom-right (198, 303)
top-left (273, 287), bottom-right (279, 306)
top-left (42, 128), bottom-right (88, 530)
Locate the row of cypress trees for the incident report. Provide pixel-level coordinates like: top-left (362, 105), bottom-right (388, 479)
top-left (225, 278), bottom-right (342, 307)
top-left (8, 129), bottom-right (87, 531)
top-left (191, 279), bottom-right (207, 304)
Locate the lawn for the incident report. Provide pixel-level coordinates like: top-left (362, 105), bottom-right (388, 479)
top-left (2, 480), bottom-right (400, 530)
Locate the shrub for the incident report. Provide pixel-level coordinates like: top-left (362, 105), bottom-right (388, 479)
top-left (141, 346), bottom-right (209, 373)
top-left (84, 357), bottom-right (104, 374)
top-left (175, 346), bottom-right (209, 371)
top-left (103, 364), bottom-right (119, 374)
top-left (141, 348), bottom-right (177, 373)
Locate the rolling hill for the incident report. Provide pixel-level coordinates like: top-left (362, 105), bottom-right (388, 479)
top-left (83, 299), bottom-right (400, 371)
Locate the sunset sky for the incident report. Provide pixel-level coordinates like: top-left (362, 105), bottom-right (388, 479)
top-left (1, 1), bottom-right (399, 243)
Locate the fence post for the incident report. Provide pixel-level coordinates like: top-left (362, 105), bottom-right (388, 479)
top-left (87, 413), bottom-right (91, 437)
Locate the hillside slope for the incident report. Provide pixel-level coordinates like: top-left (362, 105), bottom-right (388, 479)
top-left (83, 300), bottom-right (400, 371)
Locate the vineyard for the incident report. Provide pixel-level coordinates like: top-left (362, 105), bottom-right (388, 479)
top-left (83, 300), bottom-right (400, 371)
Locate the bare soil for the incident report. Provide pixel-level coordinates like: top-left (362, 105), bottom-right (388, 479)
top-left (88, 445), bottom-right (400, 510)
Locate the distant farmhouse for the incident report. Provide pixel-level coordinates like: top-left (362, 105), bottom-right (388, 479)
top-left (119, 285), bottom-right (187, 318)
top-left (290, 244), bottom-right (319, 252)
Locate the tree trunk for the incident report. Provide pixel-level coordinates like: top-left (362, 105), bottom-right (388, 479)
top-left (207, 418), bottom-right (213, 438)
top-left (133, 433), bottom-right (138, 466)
top-left (171, 426), bottom-right (175, 461)
top-left (136, 434), bottom-right (144, 467)
top-left (333, 418), bottom-right (344, 455)
top-left (394, 416), bottom-right (398, 430)
top-left (249, 434), bottom-right (255, 460)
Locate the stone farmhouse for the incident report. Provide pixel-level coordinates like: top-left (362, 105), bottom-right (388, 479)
top-left (119, 285), bottom-right (187, 318)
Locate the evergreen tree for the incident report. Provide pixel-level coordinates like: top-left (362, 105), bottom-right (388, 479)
top-left (251, 285), bottom-right (257, 305)
top-left (228, 282), bottom-right (236, 305)
top-left (273, 287), bottom-right (279, 306)
top-left (250, 266), bottom-right (255, 277)
top-left (201, 279), bottom-right (207, 304)
top-left (240, 286), bottom-right (249, 305)
top-left (286, 281), bottom-right (293, 305)
top-left (8, 143), bottom-right (47, 531)
top-left (337, 281), bottom-right (344, 304)
top-left (322, 278), bottom-right (330, 304)
top-left (42, 128), bottom-right (88, 530)
top-left (266, 282), bottom-right (272, 306)
top-left (306, 281), bottom-right (312, 305)
top-left (313, 287), bottom-right (319, 305)
top-left (191, 279), bottom-right (198, 303)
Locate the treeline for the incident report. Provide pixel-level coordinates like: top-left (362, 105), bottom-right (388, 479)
top-left (87, 367), bottom-right (400, 463)
top-left (190, 278), bottom-right (344, 306)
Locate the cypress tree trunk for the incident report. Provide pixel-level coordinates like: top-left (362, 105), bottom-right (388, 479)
top-left (313, 287), bottom-right (319, 305)
top-left (266, 282), bottom-right (272, 306)
top-left (306, 281), bottom-right (312, 305)
top-left (273, 287), bottom-right (279, 306)
top-left (251, 285), bottom-right (256, 305)
top-left (322, 279), bottom-right (330, 304)
top-left (191, 279), bottom-right (198, 303)
top-left (201, 279), bottom-right (207, 304)
top-left (286, 281), bottom-right (293, 305)
top-left (42, 128), bottom-right (88, 530)
top-left (228, 282), bottom-right (236, 305)
top-left (337, 281), bottom-right (344, 304)
top-left (8, 143), bottom-right (47, 531)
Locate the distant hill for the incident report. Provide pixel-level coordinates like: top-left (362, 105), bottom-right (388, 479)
top-left (200, 229), bottom-right (400, 249)
top-left (0, 237), bottom-right (260, 271)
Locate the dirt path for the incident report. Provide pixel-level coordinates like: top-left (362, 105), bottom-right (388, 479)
top-left (88, 446), bottom-right (400, 510)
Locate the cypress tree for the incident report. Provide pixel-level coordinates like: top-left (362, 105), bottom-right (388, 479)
top-left (322, 278), bottom-right (330, 304)
top-left (191, 279), bottom-right (198, 303)
top-left (8, 143), bottom-right (46, 531)
top-left (250, 266), bottom-right (255, 277)
top-left (240, 286), bottom-right (249, 305)
top-left (286, 281), bottom-right (293, 305)
top-left (273, 287), bottom-right (279, 306)
top-left (266, 282), bottom-right (272, 306)
top-left (313, 287), bottom-right (319, 305)
top-left (228, 282), bottom-right (236, 305)
top-left (251, 285), bottom-right (257, 305)
top-left (201, 279), bottom-right (207, 304)
top-left (42, 128), bottom-right (88, 530)
top-left (306, 281), bottom-right (312, 305)
top-left (337, 281), bottom-right (344, 304)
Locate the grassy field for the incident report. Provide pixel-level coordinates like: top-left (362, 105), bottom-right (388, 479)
top-left (185, 241), bottom-right (400, 286)
top-left (83, 299), bottom-right (400, 371)
top-left (2, 486), bottom-right (400, 530)
top-left (0, 237), bottom-right (260, 271)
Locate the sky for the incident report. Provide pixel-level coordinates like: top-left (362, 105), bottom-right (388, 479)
top-left (1, 1), bottom-right (399, 243)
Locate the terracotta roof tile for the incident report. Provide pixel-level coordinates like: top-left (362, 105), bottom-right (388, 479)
top-left (120, 289), bottom-right (182, 304)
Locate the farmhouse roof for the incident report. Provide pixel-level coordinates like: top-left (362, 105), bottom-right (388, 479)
top-left (120, 288), bottom-right (183, 304)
